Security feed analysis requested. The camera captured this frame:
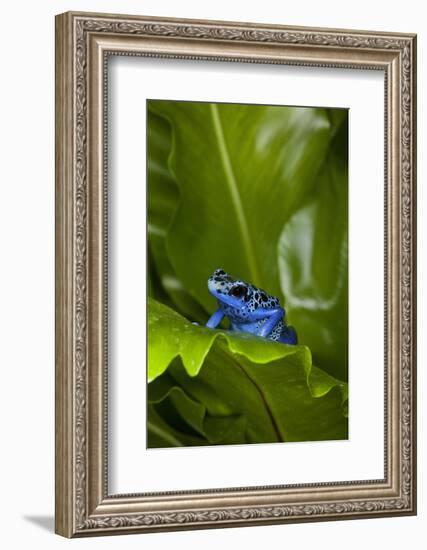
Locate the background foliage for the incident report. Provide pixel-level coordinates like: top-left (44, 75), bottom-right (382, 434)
top-left (147, 99), bottom-right (348, 447)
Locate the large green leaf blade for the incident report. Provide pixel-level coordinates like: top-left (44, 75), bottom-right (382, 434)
top-left (278, 118), bottom-right (348, 379)
top-left (148, 298), bottom-right (347, 446)
top-left (149, 100), bottom-right (333, 310)
top-left (148, 100), bottom-right (348, 379)
top-left (148, 374), bottom-right (248, 446)
top-left (148, 297), bottom-right (305, 382)
top-left (147, 109), bottom-right (208, 322)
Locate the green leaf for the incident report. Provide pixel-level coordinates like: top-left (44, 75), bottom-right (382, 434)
top-left (149, 100), bottom-right (332, 305)
top-left (148, 100), bottom-right (348, 379)
top-left (148, 297), bottom-right (304, 382)
top-left (278, 118), bottom-right (348, 380)
top-left (147, 109), bottom-right (208, 322)
top-left (148, 373), bottom-right (247, 445)
top-left (148, 298), bottom-right (347, 446)
top-left (147, 404), bottom-right (209, 448)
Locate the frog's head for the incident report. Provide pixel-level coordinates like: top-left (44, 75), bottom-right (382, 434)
top-left (208, 268), bottom-right (281, 321)
top-left (208, 268), bottom-right (252, 311)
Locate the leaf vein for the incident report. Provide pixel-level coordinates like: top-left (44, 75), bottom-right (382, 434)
top-left (210, 103), bottom-right (261, 285)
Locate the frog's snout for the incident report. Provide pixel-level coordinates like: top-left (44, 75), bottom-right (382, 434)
top-left (208, 269), bottom-right (234, 302)
top-left (207, 275), bottom-right (222, 295)
top-left (208, 277), bottom-right (215, 290)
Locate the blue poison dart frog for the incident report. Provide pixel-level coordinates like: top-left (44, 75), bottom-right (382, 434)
top-left (206, 268), bottom-right (297, 345)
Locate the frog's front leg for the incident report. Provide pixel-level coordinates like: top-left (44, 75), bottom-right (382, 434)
top-left (252, 307), bottom-right (286, 338)
top-left (206, 308), bottom-right (225, 329)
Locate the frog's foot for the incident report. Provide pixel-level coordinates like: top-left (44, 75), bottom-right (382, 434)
top-left (279, 326), bottom-right (298, 345)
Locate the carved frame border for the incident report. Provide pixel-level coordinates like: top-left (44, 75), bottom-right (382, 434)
top-left (55, 11), bottom-right (417, 537)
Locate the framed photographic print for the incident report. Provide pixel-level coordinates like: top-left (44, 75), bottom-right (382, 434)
top-left (55, 11), bottom-right (417, 537)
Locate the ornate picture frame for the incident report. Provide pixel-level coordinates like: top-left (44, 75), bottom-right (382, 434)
top-left (55, 11), bottom-right (417, 537)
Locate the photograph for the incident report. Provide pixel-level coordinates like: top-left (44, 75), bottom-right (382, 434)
top-left (53, 9), bottom-right (416, 537)
top-left (147, 99), bottom-right (349, 448)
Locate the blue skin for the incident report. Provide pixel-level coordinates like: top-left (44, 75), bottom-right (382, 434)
top-left (206, 268), bottom-right (297, 345)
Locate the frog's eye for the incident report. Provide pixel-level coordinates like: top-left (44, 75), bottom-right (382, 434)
top-left (230, 285), bottom-right (247, 298)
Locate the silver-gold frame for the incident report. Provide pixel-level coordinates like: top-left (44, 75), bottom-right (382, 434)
top-left (55, 11), bottom-right (417, 537)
